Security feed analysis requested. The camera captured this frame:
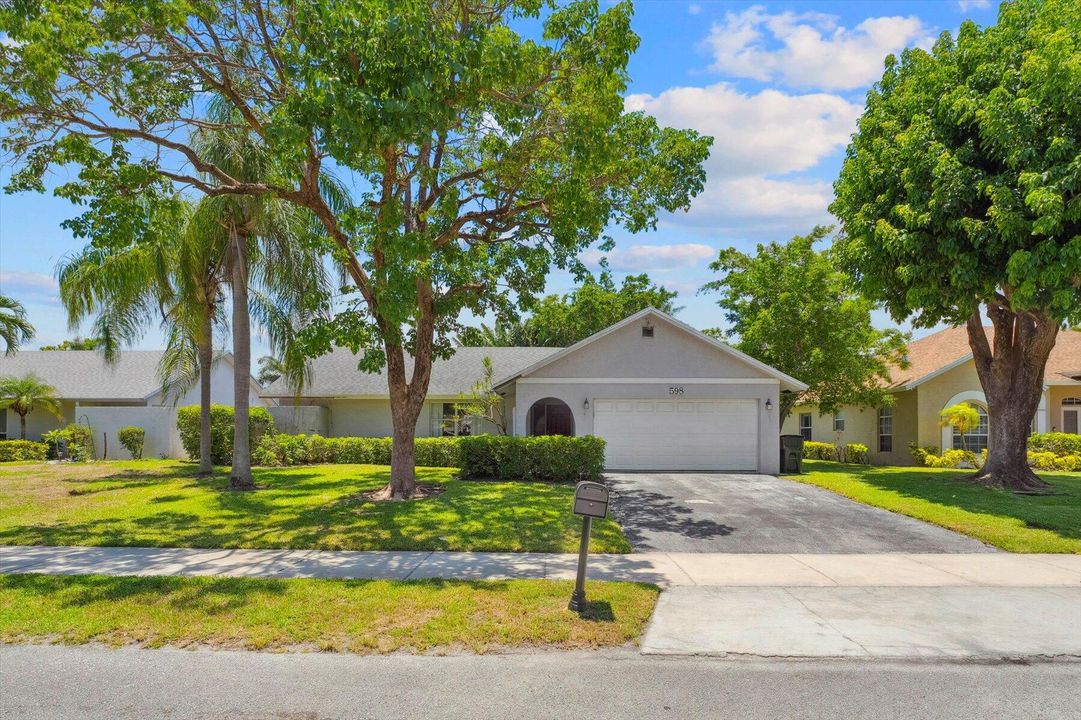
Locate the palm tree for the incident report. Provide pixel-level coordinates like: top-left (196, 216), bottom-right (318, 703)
top-left (0, 295), bottom-right (34, 355)
top-left (191, 108), bottom-right (334, 489)
top-left (940, 403), bottom-right (982, 453)
top-left (256, 355), bottom-right (287, 386)
top-left (57, 199), bottom-right (228, 476)
top-left (0, 374), bottom-right (63, 439)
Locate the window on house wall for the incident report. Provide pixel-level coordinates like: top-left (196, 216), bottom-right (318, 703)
top-left (1063, 397), bottom-right (1080, 435)
top-left (952, 403), bottom-right (989, 452)
top-left (432, 402), bottom-right (473, 437)
top-left (0, 409), bottom-right (6, 440)
top-left (878, 407), bottom-right (893, 453)
top-left (833, 412), bottom-right (845, 433)
top-left (799, 412), bottom-right (812, 441)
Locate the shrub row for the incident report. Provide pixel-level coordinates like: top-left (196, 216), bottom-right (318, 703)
top-left (801, 441), bottom-right (870, 464)
top-left (0, 439), bottom-right (48, 462)
top-left (177, 405), bottom-right (274, 464)
top-left (252, 432), bottom-right (605, 482)
top-left (458, 435), bottom-right (605, 482)
top-left (922, 449), bottom-right (985, 469)
top-left (253, 434), bottom-right (460, 468)
top-left (1027, 432), bottom-right (1081, 457)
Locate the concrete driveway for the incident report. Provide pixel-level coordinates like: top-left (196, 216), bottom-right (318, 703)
top-left (607, 472), bottom-right (995, 553)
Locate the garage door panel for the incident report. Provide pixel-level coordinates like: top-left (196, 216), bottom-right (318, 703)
top-left (593, 398), bottom-right (759, 471)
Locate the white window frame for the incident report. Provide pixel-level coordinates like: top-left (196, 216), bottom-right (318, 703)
top-left (877, 407), bottom-right (893, 453)
top-left (431, 402), bottom-right (474, 437)
top-left (1062, 397), bottom-right (1081, 435)
top-left (798, 412), bottom-right (812, 441)
top-left (952, 403), bottom-right (989, 452)
top-left (833, 412), bottom-right (845, 433)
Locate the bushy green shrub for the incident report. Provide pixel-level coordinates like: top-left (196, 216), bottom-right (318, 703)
top-left (802, 441), bottom-right (837, 461)
top-left (1027, 433), bottom-right (1081, 457)
top-left (42, 423), bottom-right (94, 461)
top-left (923, 449), bottom-right (985, 469)
top-left (844, 443), bottom-right (870, 464)
top-left (117, 426), bottom-right (146, 459)
top-left (1028, 451), bottom-right (1081, 472)
top-left (176, 405), bottom-right (274, 464)
top-left (908, 442), bottom-right (940, 465)
top-left (458, 435), bottom-right (605, 482)
top-left (0, 439), bottom-right (47, 462)
top-left (252, 434), bottom-right (461, 468)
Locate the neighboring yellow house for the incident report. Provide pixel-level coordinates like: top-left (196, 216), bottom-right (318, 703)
top-left (781, 326), bottom-right (1081, 466)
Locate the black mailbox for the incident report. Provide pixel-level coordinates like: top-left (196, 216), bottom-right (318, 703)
top-left (573, 481), bottom-right (609, 518)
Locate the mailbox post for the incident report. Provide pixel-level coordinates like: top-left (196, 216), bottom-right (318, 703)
top-left (569, 481), bottom-right (609, 613)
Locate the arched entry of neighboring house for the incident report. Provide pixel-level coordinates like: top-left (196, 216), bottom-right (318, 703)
top-left (527, 398), bottom-right (575, 436)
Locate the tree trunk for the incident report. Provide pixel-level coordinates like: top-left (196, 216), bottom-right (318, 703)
top-left (19, 413), bottom-right (26, 440)
top-left (965, 308), bottom-right (1058, 494)
top-left (383, 285), bottom-right (437, 499)
top-left (197, 310), bottom-right (214, 476)
top-left (229, 227), bottom-right (255, 491)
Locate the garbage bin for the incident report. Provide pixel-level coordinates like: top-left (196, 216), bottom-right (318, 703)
top-left (779, 435), bottom-right (804, 474)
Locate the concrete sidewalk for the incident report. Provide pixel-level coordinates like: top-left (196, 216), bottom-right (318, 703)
top-left (2, 544), bottom-right (1079, 586)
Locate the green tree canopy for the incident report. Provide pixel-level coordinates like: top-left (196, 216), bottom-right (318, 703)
top-left (700, 226), bottom-right (910, 424)
top-left (0, 0), bottom-right (711, 497)
top-left (39, 337), bottom-right (102, 352)
top-left (830, 0), bottom-right (1080, 491)
top-left (458, 272), bottom-right (679, 347)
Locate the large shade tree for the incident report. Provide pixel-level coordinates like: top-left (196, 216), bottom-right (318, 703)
top-left (700, 226), bottom-right (910, 425)
top-left (831, 0), bottom-right (1081, 492)
top-left (0, 0), bottom-right (711, 498)
top-left (457, 272), bottom-right (679, 347)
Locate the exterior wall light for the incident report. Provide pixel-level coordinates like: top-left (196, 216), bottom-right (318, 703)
top-left (583, 398), bottom-right (590, 410)
top-left (765, 399), bottom-right (773, 411)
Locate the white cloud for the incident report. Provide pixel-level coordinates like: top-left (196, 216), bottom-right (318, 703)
top-left (665, 177), bottom-right (834, 235)
top-left (958, 0), bottom-right (991, 10)
top-left (626, 83), bottom-right (862, 181)
top-left (0, 270), bottom-right (60, 306)
top-left (688, 3), bottom-right (702, 15)
top-left (579, 243), bottom-right (716, 272)
top-left (703, 7), bottom-right (934, 90)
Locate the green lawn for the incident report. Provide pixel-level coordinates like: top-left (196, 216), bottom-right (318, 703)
top-left (0, 460), bottom-right (629, 553)
top-left (0, 574), bottom-right (658, 653)
top-left (793, 460), bottom-right (1081, 553)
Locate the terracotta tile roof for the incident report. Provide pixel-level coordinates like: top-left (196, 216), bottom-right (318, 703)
top-left (888, 326), bottom-right (1081, 389)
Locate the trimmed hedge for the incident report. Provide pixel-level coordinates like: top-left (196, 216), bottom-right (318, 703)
top-left (42, 424), bottom-right (94, 461)
top-left (922, 449), bottom-right (985, 469)
top-left (459, 435), bottom-right (605, 482)
top-left (1028, 451), bottom-right (1081, 472)
top-left (0, 439), bottom-right (48, 462)
top-left (1028, 432), bottom-right (1081, 457)
top-left (253, 434), bottom-right (460, 468)
top-left (177, 405), bottom-right (274, 464)
top-left (252, 433), bottom-right (604, 482)
top-left (801, 441), bottom-right (870, 464)
top-left (117, 426), bottom-right (145, 459)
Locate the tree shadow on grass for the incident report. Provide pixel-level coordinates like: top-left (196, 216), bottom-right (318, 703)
top-left (813, 462), bottom-right (1081, 541)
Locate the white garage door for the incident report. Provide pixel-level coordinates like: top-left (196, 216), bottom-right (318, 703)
top-left (593, 398), bottom-right (759, 471)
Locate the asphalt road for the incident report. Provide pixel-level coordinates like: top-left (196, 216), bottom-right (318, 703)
top-left (606, 472), bottom-right (995, 553)
top-left (2, 645), bottom-right (1078, 720)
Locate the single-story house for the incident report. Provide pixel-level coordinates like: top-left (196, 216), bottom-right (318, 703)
top-left (0, 351), bottom-right (266, 458)
top-left (781, 326), bottom-right (1081, 465)
top-left (264, 308), bottom-right (807, 473)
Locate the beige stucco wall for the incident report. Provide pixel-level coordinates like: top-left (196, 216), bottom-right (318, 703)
top-left (1047, 385), bottom-right (1081, 433)
top-left (781, 390), bottom-right (919, 466)
top-left (915, 362), bottom-right (987, 448)
top-left (531, 317), bottom-right (773, 380)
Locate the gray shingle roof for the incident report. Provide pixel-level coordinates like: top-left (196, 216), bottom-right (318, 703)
top-left (0, 351), bottom-right (165, 401)
top-left (262, 346), bottom-right (561, 398)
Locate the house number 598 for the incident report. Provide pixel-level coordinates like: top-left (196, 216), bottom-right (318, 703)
top-left (669, 386), bottom-right (684, 395)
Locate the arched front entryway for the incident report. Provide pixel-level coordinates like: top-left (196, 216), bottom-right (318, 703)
top-left (527, 397), bottom-right (575, 436)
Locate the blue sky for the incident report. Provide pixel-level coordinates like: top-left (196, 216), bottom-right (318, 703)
top-left (0, 0), bottom-right (1001, 353)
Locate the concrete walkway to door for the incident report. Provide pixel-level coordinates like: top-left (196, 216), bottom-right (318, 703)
top-left (607, 472), bottom-right (996, 553)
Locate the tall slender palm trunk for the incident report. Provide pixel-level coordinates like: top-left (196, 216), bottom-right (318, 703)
top-left (197, 309), bottom-right (214, 476)
top-left (19, 414), bottom-right (27, 440)
top-left (229, 228), bottom-right (255, 490)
